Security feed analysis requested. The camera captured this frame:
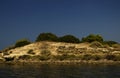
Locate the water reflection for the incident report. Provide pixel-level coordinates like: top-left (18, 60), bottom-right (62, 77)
top-left (0, 63), bottom-right (120, 78)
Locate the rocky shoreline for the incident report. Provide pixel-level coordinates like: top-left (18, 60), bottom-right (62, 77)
top-left (0, 60), bottom-right (120, 66)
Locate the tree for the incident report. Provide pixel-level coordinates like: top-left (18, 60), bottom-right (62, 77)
top-left (58, 35), bottom-right (80, 43)
top-left (15, 39), bottom-right (31, 48)
top-left (36, 32), bottom-right (58, 42)
top-left (103, 41), bottom-right (118, 46)
top-left (81, 34), bottom-right (103, 43)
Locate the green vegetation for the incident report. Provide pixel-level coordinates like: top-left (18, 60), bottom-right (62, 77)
top-left (2, 32), bottom-right (120, 62)
top-left (18, 55), bottom-right (31, 60)
top-left (103, 41), bottom-right (118, 46)
top-left (92, 55), bottom-right (102, 60)
top-left (27, 49), bottom-right (35, 55)
top-left (89, 41), bottom-right (103, 48)
top-left (82, 34), bottom-right (103, 43)
top-left (105, 54), bottom-right (115, 60)
top-left (15, 39), bottom-right (31, 48)
top-left (81, 54), bottom-right (92, 60)
top-left (39, 50), bottom-right (51, 61)
top-left (35, 33), bottom-right (80, 43)
top-left (36, 33), bottom-right (58, 42)
top-left (35, 32), bottom-right (119, 46)
top-left (58, 35), bottom-right (80, 43)
top-left (4, 57), bottom-right (15, 61)
top-left (40, 50), bottom-right (51, 56)
top-left (52, 54), bottom-right (76, 61)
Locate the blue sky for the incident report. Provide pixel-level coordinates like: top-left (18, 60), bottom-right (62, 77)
top-left (0, 0), bottom-right (120, 50)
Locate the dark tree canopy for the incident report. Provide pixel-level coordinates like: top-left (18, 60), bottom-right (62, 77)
top-left (103, 41), bottom-right (118, 46)
top-left (36, 33), bottom-right (58, 42)
top-left (15, 39), bottom-right (31, 48)
top-left (58, 35), bottom-right (80, 43)
top-left (35, 32), bottom-right (118, 45)
top-left (81, 34), bottom-right (103, 43)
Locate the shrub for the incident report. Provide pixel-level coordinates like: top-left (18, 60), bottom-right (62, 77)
top-left (36, 32), bottom-right (58, 42)
top-left (18, 55), bottom-right (31, 60)
top-left (112, 44), bottom-right (120, 48)
top-left (89, 41), bottom-right (103, 48)
top-left (81, 54), bottom-right (92, 60)
top-left (59, 54), bottom-right (76, 60)
top-left (58, 35), bottom-right (80, 43)
top-left (53, 54), bottom-right (68, 61)
top-left (39, 50), bottom-right (51, 61)
top-left (27, 49), bottom-right (35, 55)
top-left (32, 55), bottom-right (41, 60)
top-left (15, 39), bottom-right (31, 48)
top-left (52, 54), bottom-right (76, 61)
top-left (103, 44), bottom-right (110, 48)
top-left (82, 34), bottom-right (103, 43)
top-left (5, 57), bottom-right (15, 61)
top-left (103, 41), bottom-right (118, 46)
top-left (113, 55), bottom-right (120, 61)
top-left (39, 55), bottom-right (51, 61)
top-left (40, 50), bottom-right (51, 56)
top-left (92, 55), bottom-right (102, 60)
top-left (66, 55), bottom-right (76, 60)
top-left (105, 54), bottom-right (115, 60)
top-left (81, 54), bottom-right (102, 60)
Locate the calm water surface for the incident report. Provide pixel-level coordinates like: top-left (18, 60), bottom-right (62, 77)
top-left (0, 63), bottom-right (120, 78)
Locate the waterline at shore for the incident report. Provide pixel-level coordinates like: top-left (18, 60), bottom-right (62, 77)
top-left (1, 60), bottom-right (120, 65)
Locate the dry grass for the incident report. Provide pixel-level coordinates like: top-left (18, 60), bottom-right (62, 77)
top-left (1, 41), bottom-right (120, 62)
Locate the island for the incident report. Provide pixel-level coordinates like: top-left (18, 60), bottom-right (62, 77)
top-left (0, 33), bottom-right (120, 64)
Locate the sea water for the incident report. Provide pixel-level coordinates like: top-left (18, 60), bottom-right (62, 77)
top-left (0, 63), bottom-right (120, 78)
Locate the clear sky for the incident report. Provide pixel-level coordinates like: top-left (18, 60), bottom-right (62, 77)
top-left (0, 0), bottom-right (120, 50)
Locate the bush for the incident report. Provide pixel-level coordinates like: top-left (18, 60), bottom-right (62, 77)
top-left (15, 39), bottom-right (31, 48)
top-left (103, 41), bottom-right (118, 46)
top-left (90, 41), bottom-right (103, 48)
top-left (52, 54), bottom-right (72, 61)
top-left (81, 54), bottom-right (92, 60)
top-left (27, 49), bottom-right (35, 55)
top-left (105, 54), bottom-right (115, 60)
top-left (39, 50), bottom-right (51, 61)
top-left (92, 55), bottom-right (102, 60)
top-left (18, 55), bottom-right (31, 60)
top-left (36, 32), bottom-right (58, 42)
top-left (112, 44), bottom-right (120, 48)
top-left (58, 35), bottom-right (80, 43)
top-left (39, 55), bottom-right (51, 61)
top-left (113, 55), bottom-right (120, 61)
top-left (31, 55), bottom-right (41, 60)
top-left (82, 34), bottom-right (103, 43)
top-left (40, 50), bottom-right (51, 56)
top-left (5, 57), bottom-right (15, 61)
